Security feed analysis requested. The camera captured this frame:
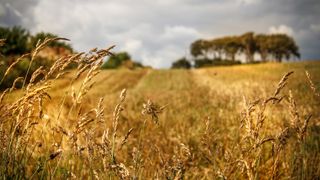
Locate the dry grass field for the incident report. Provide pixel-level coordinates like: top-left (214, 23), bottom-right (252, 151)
top-left (1, 40), bottom-right (319, 179)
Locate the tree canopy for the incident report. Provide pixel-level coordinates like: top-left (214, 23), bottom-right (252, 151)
top-left (171, 57), bottom-right (191, 69)
top-left (101, 52), bottom-right (144, 69)
top-left (0, 26), bottom-right (74, 89)
top-left (0, 26), bottom-right (30, 55)
top-left (30, 32), bottom-right (73, 52)
top-left (190, 32), bottom-right (300, 63)
top-left (101, 52), bottom-right (131, 69)
top-left (0, 26), bottom-right (74, 56)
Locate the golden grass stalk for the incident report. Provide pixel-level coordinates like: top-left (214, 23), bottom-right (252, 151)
top-left (0, 53), bottom-right (30, 85)
top-left (10, 77), bottom-right (24, 92)
top-left (142, 99), bottom-right (166, 124)
top-left (273, 71), bottom-right (294, 97)
top-left (119, 128), bottom-right (134, 150)
top-left (22, 37), bottom-right (69, 88)
top-left (305, 70), bottom-right (320, 97)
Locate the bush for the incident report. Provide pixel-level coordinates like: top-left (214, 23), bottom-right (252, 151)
top-left (0, 55), bottom-right (53, 89)
top-left (101, 52), bottom-right (131, 69)
top-left (0, 26), bottom-right (30, 55)
top-left (171, 57), bottom-right (191, 69)
top-left (194, 58), bottom-right (241, 68)
top-left (30, 32), bottom-right (73, 52)
top-left (0, 27), bottom-right (76, 89)
top-left (101, 52), bottom-right (144, 70)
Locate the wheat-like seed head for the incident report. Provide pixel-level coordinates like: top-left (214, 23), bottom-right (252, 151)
top-left (0, 53), bottom-right (30, 85)
top-left (305, 71), bottom-right (319, 97)
top-left (273, 71), bottom-right (294, 97)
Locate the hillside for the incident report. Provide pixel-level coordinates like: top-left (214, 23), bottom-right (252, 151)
top-left (2, 61), bottom-right (320, 179)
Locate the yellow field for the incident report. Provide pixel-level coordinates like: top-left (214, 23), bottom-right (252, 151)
top-left (2, 60), bottom-right (320, 179)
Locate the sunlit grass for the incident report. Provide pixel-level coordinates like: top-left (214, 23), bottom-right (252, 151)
top-left (1, 48), bottom-right (319, 179)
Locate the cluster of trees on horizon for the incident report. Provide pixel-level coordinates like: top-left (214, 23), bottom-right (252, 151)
top-left (191, 32), bottom-right (300, 62)
top-left (0, 26), bottom-right (302, 72)
top-left (172, 32), bottom-right (300, 69)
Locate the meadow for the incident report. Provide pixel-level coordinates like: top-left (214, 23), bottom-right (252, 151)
top-left (0, 39), bottom-right (319, 179)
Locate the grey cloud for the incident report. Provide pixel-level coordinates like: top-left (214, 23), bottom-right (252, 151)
top-left (0, 0), bottom-right (39, 27)
top-left (0, 3), bottom-right (22, 26)
top-left (0, 0), bottom-right (319, 67)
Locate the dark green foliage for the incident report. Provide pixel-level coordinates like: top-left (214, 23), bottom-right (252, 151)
top-left (0, 26), bottom-right (30, 55)
top-left (132, 61), bottom-right (144, 68)
top-left (194, 58), bottom-right (241, 68)
top-left (0, 26), bottom-right (73, 56)
top-left (223, 36), bottom-right (242, 61)
top-left (101, 52), bottom-right (131, 69)
top-left (266, 34), bottom-right (300, 62)
top-left (30, 32), bottom-right (73, 52)
top-left (255, 34), bottom-right (269, 62)
top-left (190, 32), bottom-right (300, 65)
top-left (240, 32), bottom-right (256, 63)
top-left (0, 26), bottom-right (74, 90)
top-left (171, 57), bottom-right (191, 69)
top-left (101, 52), bottom-right (143, 69)
top-left (0, 55), bottom-right (53, 89)
top-left (190, 40), bottom-right (209, 58)
top-left (115, 52), bottom-right (131, 62)
top-left (193, 58), bottom-right (213, 68)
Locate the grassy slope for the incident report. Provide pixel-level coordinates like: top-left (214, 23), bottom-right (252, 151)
top-left (54, 61), bottom-right (319, 174)
top-left (4, 61), bottom-right (320, 179)
top-left (51, 61), bottom-right (319, 126)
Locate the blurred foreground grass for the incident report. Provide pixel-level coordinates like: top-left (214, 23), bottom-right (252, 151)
top-left (3, 61), bottom-right (320, 179)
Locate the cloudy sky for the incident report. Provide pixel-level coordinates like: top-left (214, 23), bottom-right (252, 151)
top-left (0, 0), bottom-right (319, 68)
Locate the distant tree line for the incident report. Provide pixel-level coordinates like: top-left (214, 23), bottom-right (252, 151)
top-left (191, 32), bottom-right (300, 63)
top-left (171, 57), bottom-right (192, 69)
top-left (172, 32), bottom-right (300, 69)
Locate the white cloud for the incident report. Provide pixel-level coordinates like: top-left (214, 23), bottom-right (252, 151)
top-left (136, 26), bottom-right (200, 68)
top-left (122, 39), bottom-right (143, 55)
top-left (237, 0), bottom-right (259, 5)
top-left (268, 25), bottom-right (294, 36)
top-left (161, 26), bottom-right (201, 40)
top-left (3, 0), bottom-right (319, 67)
top-left (141, 45), bottom-right (185, 68)
top-left (0, 5), bottom-right (4, 17)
